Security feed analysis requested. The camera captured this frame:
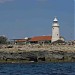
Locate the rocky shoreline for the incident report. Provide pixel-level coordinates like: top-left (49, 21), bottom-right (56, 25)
top-left (0, 44), bottom-right (75, 63)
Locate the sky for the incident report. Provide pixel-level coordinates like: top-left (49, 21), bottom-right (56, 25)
top-left (0, 0), bottom-right (74, 40)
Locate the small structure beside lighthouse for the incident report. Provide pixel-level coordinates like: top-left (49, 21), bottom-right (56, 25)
top-left (52, 17), bottom-right (60, 42)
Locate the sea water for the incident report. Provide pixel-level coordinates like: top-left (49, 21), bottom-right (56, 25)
top-left (0, 62), bottom-right (75, 75)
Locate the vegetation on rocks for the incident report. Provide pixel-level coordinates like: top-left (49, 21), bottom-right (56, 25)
top-left (0, 36), bottom-right (8, 44)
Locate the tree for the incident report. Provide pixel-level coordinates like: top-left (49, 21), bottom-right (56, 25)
top-left (0, 36), bottom-right (7, 44)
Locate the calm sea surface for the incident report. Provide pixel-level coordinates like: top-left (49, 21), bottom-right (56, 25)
top-left (0, 62), bottom-right (75, 75)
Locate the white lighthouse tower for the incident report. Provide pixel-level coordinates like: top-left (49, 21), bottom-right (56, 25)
top-left (52, 17), bottom-right (60, 42)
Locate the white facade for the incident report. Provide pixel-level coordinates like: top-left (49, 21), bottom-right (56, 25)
top-left (52, 17), bottom-right (60, 42)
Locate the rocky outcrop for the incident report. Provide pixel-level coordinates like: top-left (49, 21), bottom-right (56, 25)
top-left (0, 50), bottom-right (75, 63)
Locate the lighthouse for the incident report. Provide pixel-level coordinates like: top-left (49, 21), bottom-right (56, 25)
top-left (52, 17), bottom-right (60, 42)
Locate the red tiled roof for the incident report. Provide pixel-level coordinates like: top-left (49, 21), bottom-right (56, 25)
top-left (15, 39), bottom-right (27, 42)
top-left (29, 36), bottom-right (52, 41)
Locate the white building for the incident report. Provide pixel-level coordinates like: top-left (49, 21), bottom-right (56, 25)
top-left (51, 17), bottom-right (60, 42)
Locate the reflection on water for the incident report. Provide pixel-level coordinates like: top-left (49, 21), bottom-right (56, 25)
top-left (0, 62), bottom-right (75, 75)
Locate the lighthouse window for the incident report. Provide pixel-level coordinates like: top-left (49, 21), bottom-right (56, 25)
top-left (57, 34), bottom-right (58, 36)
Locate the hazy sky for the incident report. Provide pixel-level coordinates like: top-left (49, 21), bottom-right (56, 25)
top-left (0, 0), bottom-right (74, 40)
